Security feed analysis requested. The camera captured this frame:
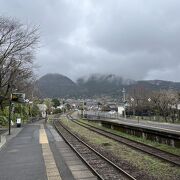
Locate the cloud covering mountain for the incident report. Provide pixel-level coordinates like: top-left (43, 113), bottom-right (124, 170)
top-left (37, 73), bottom-right (180, 98)
top-left (1, 0), bottom-right (180, 81)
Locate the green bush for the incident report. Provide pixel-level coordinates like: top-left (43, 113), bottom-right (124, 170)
top-left (0, 115), bottom-right (8, 126)
top-left (53, 108), bottom-right (62, 114)
top-left (31, 104), bottom-right (41, 117)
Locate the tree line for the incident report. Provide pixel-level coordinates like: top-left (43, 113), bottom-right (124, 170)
top-left (0, 16), bottom-right (39, 108)
top-left (0, 16), bottom-right (39, 126)
top-left (127, 87), bottom-right (180, 122)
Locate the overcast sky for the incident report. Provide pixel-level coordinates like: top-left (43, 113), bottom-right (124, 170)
top-left (1, 0), bottom-right (180, 82)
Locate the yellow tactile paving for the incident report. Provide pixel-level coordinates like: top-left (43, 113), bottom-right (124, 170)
top-left (39, 129), bottom-right (49, 144)
top-left (39, 124), bottom-right (62, 180)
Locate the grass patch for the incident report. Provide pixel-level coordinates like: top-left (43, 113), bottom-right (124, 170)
top-left (61, 117), bottom-right (180, 180)
top-left (78, 119), bottom-right (180, 156)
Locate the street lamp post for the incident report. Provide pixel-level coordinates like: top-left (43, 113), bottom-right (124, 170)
top-left (29, 101), bottom-right (33, 118)
top-left (122, 88), bottom-right (126, 118)
top-left (8, 87), bottom-right (17, 135)
top-left (131, 97), bottom-right (135, 118)
top-left (8, 95), bottom-right (12, 135)
top-left (83, 100), bottom-right (84, 118)
top-left (8, 84), bottom-right (15, 135)
top-left (148, 98), bottom-right (151, 121)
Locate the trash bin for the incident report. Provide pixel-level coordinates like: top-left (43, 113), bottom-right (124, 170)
top-left (16, 118), bottom-right (21, 127)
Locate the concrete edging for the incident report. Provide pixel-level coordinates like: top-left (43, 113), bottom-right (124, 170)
top-left (0, 128), bottom-right (23, 151)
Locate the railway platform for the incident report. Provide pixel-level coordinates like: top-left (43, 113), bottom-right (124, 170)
top-left (73, 111), bottom-right (180, 147)
top-left (0, 119), bottom-right (97, 180)
top-left (81, 111), bottom-right (180, 135)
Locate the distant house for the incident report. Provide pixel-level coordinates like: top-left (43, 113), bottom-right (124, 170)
top-left (102, 104), bottom-right (118, 112)
top-left (56, 105), bottom-right (64, 109)
top-left (118, 106), bottom-right (125, 115)
top-left (178, 104), bottom-right (180, 110)
top-left (37, 104), bottom-right (47, 118)
top-left (109, 104), bottom-right (118, 111)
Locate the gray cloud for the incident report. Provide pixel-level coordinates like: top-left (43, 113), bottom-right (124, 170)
top-left (0, 0), bottom-right (180, 81)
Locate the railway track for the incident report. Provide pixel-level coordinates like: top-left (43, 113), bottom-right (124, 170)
top-left (53, 119), bottom-right (136, 180)
top-left (67, 114), bottom-right (180, 167)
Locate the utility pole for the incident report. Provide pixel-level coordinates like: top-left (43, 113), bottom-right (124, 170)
top-left (122, 88), bottom-right (126, 118)
top-left (8, 85), bottom-right (13, 135)
top-left (82, 100), bottom-right (84, 118)
top-left (8, 98), bottom-right (12, 135)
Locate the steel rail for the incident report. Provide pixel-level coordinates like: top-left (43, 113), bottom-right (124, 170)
top-left (67, 115), bottom-right (180, 167)
top-left (53, 119), bottom-right (136, 180)
top-left (53, 119), bottom-right (103, 180)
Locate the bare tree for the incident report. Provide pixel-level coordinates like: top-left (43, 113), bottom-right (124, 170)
top-left (151, 90), bottom-right (178, 122)
top-left (128, 86), bottom-right (151, 118)
top-left (0, 16), bottom-right (39, 107)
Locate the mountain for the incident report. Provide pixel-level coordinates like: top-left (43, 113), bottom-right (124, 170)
top-left (76, 74), bottom-right (135, 97)
top-left (37, 73), bottom-right (78, 98)
top-left (37, 73), bottom-right (180, 98)
top-left (131, 80), bottom-right (180, 91)
top-left (77, 74), bottom-right (180, 96)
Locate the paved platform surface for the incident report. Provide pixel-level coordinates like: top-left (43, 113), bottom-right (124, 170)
top-left (0, 127), bottom-right (23, 151)
top-left (0, 120), bottom-right (97, 180)
top-left (74, 111), bottom-right (180, 135)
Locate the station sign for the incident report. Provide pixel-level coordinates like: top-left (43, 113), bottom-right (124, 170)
top-left (11, 93), bottom-right (25, 103)
top-left (16, 118), bottom-right (21, 124)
